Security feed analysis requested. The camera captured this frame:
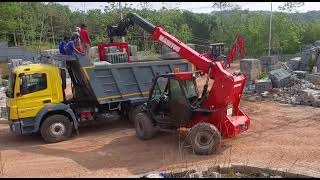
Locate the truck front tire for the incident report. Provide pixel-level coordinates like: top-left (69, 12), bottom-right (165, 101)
top-left (40, 114), bottom-right (73, 143)
top-left (134, 112), bottom-right (157, 140)
top-left (189, 123), bottom-right (221, 155)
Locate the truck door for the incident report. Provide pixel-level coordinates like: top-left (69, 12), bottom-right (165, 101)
top-left (16, 71), bottom-right (52, 119)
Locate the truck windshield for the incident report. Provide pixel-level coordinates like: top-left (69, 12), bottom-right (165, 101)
top-left (6, 73), bottom-right (16, 98)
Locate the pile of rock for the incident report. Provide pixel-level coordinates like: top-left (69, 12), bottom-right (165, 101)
top-left (240, 53), bottom-right (320, 107)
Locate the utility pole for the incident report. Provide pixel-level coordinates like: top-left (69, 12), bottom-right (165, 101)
top-left (119, 2), bottom-right (125, 43)
top-left (268, 2), bottom-right (273, 56)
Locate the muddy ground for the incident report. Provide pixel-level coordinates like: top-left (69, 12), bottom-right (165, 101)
top-left (0, 63), bottom-right (319, 177)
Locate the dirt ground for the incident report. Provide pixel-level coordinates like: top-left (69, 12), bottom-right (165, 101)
top-left (0, 62), bottom-right (319, 177)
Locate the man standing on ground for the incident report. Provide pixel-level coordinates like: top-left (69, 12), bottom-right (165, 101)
top-left (79, 23), bottom-right (92, 60)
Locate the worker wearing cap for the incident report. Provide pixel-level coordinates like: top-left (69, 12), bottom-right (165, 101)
top-left (79, 23), bottom-right (92, 60)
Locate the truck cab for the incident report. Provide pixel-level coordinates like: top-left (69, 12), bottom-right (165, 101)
top-left (6, 64), bottom-right (68, 136)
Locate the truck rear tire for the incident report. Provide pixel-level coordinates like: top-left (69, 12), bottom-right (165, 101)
top-left (128, 105), bottom-right (144, 123)
top-left (40, 114), bottom-right (73, 143)
top-left (189, 123), bottom-right (221, 155)
top-left (134, 112), bottom-right (157, 140)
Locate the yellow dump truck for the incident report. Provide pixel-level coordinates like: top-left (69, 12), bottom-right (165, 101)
top-left (5, 54), bottom-right (191, 143)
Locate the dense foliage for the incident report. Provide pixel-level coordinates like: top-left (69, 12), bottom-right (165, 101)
top-left (1, 2), bottom-right (320, 58)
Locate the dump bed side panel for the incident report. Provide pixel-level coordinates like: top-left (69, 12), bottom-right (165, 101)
top-left (84, 60), bottom-right (192, 104)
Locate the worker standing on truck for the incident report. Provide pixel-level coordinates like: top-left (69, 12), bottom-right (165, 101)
top-left (58, 36), bottom-right (68, 55)
top-left (65, 34), bottom-right (83, 56)
top-left (79, 23), bottom-right (92, 60)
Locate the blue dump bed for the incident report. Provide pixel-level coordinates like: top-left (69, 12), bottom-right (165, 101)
top-left (83, 60), bottom-right (193, 105)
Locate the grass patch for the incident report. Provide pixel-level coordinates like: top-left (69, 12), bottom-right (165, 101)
top-left (258, 71), bottom-right (269, 80)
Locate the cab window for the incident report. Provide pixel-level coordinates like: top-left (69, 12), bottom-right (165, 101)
top-left (151, 77), bottom-right (168, 100)
top-left (20, 73), bottom-right (47, 95)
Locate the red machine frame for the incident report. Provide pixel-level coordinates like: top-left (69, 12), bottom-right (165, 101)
top-left (107, 13), bottom-right (250, 138)
top-left (97, 42), bottom-right (130, 62)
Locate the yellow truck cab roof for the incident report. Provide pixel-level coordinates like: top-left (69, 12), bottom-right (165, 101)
top-left (13, 63), bottom-right (58, 74)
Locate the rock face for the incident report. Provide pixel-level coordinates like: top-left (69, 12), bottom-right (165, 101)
top-left (260, 56), bottom-right (281, 72)
top-left (269, 68), bottom-right (291, 88)
top-left (240, 59), bottom-right (261, 85)
top-left (255, 78), bottom-right (273, 93)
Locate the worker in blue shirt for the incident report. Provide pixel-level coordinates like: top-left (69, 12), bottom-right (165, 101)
top-left (58, 36), bottom-right (68, 55)
top-left (64, 34), bottom-right (83, 56)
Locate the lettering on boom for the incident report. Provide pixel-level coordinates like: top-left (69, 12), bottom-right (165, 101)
top-left (159, 35), bottom-right (181, 52)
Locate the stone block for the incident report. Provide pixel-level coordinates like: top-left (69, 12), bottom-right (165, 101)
top-left (269, 68), bottom-right (291, 88)
top-left (161, 45), bottom-right (180, 60)
top-left (255, 78), bottom-right (273, 93)
top-left (299, 53), bottom-right (311, 71)
top-left (305, 73), bottom-right (320, 85)
top-left (316, 55), bottom-right (320, 73)
top-left (293, 71), bottom-right (307, 79)
top-left (240, 59), bottom-right (261, 84)
top-left (261, 64), bottom-right (281, 72)
top-left (287, 57), bottom-right (301, 71)
top-left (300, 89), bottom-right (320, 106)
top-left (260, 56), bottom-right (278, 65)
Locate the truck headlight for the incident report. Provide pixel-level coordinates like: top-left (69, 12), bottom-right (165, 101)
top-left (227, 104), bottom-right (233, 117)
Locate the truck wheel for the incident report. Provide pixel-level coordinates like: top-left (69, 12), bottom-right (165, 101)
top-left (134, 112), bottom-right (156, 140)
top-left (189, 123), bottom-right (221, 155)
top-left (40, 114), bottom-right (73, 143)
top-left (128, 105), bottom-right (144, 123)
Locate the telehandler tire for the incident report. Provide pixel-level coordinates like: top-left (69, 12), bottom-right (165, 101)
top-left (189, 123), bottom-right (221, 155)
top-left (40, 114), bottom-right (73, 143)
top-left (134, 112), bottom-right (157, 140)
top-left (128, 105), bottom-right (144, 123)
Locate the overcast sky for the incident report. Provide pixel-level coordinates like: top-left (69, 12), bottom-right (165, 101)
top-left (58, 2), bottom-right (320, 13)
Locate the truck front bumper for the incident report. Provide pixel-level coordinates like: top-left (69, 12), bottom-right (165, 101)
top-left (8, 120), bottom-right (23, 135)
top-left (8, 118), bottom-right (36, 135)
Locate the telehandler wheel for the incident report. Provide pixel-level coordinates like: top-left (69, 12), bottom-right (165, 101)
top-left (128, 105), bottom-right (144, 123)
top-left (189, 123), bottom-right (221, 155)
top-left (134, 112), bottom-right (157, 140)
top-left (40, 114), bottom-right (73, 143)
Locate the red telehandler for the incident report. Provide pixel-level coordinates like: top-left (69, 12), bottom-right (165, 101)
top-left (107, 13), bottom-right (250, 155)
